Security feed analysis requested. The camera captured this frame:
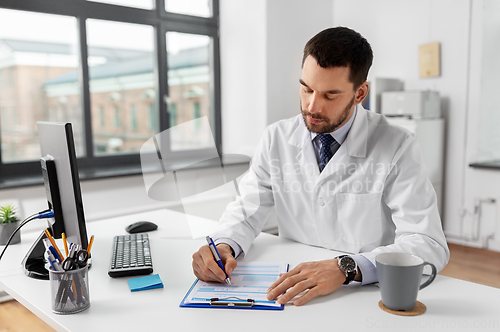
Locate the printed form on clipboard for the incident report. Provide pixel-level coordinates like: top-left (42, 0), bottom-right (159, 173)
top-left (180, 262), bottom-right (289, 310)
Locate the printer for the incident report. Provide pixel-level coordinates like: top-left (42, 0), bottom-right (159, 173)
top-left (381, 91), bottom-right (440, 119)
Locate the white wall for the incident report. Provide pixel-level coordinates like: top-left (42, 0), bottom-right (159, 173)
top-left (220, 0), bottom-right (333, 156)
top-left (332, 0), bottom-right (471, 240)
top-left (266, 0), bottom-right (333, 125)
top-left (219, 0), bottom-right (268, 157)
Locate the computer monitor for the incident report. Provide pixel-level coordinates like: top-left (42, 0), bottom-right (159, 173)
top-left (22, 122), bottom-right (89, 280)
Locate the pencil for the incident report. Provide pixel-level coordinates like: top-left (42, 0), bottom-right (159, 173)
top-left (44, 230), bottom-right (64, 261)
top-left (62, 233), bottom-right (68, 258)
top-left (87, 235), bottom-right (94, 254)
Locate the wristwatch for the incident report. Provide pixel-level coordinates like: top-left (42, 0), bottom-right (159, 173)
top-left (337, 255), bottom-right (357, 284)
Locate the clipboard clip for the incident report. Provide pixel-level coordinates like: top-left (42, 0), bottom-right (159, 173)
top-left (210, 297), bottom-right (255, 307)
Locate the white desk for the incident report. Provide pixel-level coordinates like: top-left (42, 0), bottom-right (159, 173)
top-left (1, 209), bottom-right (499, 332)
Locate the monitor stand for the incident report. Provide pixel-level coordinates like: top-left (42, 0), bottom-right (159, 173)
top-left (21, 229), bottom-right (49, 280)
top-left (20, 227), bottom-right (92, 280)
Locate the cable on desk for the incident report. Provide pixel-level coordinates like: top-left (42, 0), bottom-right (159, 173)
top-left (0, 209), bottom-right (54, 262)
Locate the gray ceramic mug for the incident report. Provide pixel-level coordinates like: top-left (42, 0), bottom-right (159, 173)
top-left (376, 252), bottom-right (437, 311)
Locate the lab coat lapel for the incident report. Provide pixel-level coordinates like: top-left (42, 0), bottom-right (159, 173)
top-left (288, 120), bottom-right (320, 181)
top-left (344, 105), bottom-right (368, 158)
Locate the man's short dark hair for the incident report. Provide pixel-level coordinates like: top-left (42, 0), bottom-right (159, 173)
top-left (302, 27), bottom-right (373, 89)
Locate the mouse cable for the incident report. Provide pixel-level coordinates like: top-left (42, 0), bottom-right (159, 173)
top-left (0, 209), bottom-right (54, 262)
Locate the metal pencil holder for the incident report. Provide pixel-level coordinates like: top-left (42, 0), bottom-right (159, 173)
top-left (49, 264), bottom-right (90, 314)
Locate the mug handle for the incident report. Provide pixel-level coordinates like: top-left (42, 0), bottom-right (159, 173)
top-left (419, 262), bottom-right (437, 290)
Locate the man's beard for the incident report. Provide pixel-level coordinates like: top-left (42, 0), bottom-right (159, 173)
top-left (301, 96), bottom-right (355, 134)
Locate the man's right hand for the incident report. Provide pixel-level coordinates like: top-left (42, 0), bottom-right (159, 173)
top-left (192, 243), bottom-right (237, 283)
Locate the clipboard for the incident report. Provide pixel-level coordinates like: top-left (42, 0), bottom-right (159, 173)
top-left (179, 262), bottom-right (289, 310)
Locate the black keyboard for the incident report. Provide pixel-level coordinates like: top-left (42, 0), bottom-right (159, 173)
top-left (108, 233), bottom-right (153, 278)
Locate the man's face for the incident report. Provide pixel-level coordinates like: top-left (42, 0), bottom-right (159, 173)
top-left (300, 55), bottom-right (362, 134)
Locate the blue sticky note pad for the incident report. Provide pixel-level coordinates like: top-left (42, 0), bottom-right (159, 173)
top-left (128, 274), bottom-right (164, 292)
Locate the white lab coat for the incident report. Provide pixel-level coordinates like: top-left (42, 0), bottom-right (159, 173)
top-left (212, 105), bottom-right (450, 272)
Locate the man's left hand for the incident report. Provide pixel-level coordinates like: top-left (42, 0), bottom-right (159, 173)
top-left (266, 259), bottom-right (346, 306)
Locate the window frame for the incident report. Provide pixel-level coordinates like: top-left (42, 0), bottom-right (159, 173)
top-left (0, 0), bottom-right (221, 189)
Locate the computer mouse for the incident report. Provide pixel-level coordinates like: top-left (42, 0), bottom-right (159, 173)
top-left (126, 221), bottom-right (158, 234)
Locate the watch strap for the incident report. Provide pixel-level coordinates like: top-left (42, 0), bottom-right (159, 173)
top-left (343, 270), bottom-right (356, 285)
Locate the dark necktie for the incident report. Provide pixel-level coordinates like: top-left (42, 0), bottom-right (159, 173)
top-left (318, 134), bottom-right (337, 172)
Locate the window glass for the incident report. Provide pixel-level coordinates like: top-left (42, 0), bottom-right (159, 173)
top-left (114, 106), bottom-right (120, 128)
top-left (0, 9), bottom-right (81, 162)
top-left (169, 103), bottom-right (177, 126)
top-left (148, 103), bottom-right (157, 131)
top-left (87, 19), bottom-right (155, 156)
top-left (166, 0), bottom-right (212, 18)
top-left (87, 0), bottom-right (154, 10)
top-left (130, 104), bottom-right (137, 131)
top-left (476, 0), bottom-right (500, 162)
top-left (99, 106), bottom-right (105, 128)
top-left (166, 32), bottom-right (213, 150)
top-left (193, 102), bottom-right (201, 131)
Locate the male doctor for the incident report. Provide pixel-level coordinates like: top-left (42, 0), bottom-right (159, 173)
top-left (192, 27), bottom-right (450, 306)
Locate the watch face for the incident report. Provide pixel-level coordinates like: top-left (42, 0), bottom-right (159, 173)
top-left (339, 257), bottom-right (356, 272)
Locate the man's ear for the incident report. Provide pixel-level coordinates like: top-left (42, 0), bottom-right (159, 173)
top-left (354, 81), bottom-right (369, 105)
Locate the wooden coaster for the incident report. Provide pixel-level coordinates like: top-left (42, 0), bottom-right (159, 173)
top-left (378, 300), bottom-right (426, 316)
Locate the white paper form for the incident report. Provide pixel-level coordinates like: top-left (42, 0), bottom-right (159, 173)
top-left (185, 262), bottom-right (288, 307)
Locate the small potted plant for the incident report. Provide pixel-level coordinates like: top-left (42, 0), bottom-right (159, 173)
top-left (0, 203), bottom-right (21, 245)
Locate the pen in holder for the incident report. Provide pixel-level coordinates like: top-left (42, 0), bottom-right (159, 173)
top-left (49, 264), bottom-right (90, 314)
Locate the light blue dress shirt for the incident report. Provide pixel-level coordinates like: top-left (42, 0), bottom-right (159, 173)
top-left (216, 105), bottom-right (377, 285)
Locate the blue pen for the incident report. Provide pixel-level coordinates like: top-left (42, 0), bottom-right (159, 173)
top-left (206, 236), bottom-right (231, 285)
top-left (47, 251), bottom-right (63, 272)
top-left (43, 239), bottom-right (61, 262)
top-left (48, 246), bottom-right (62, 262)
